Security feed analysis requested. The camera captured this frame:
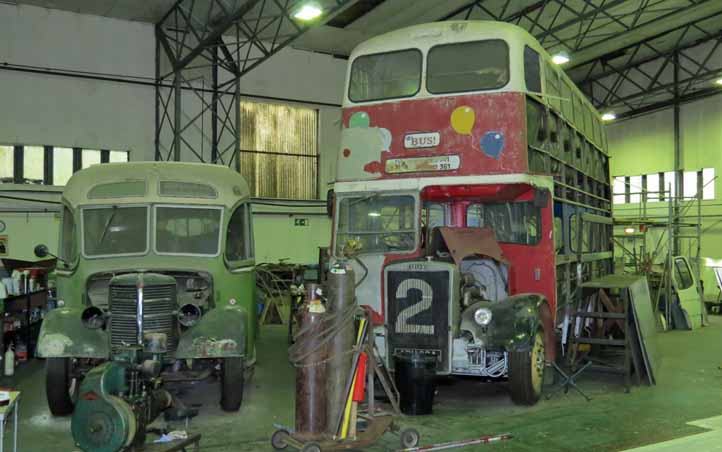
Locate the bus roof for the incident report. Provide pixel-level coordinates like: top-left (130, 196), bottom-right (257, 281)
top-left (350, 21), bottom-right (544, 60)
top-left (63, 161), bottom-right (251, 207)
top-left (344, 21), bottom-right (602, 127)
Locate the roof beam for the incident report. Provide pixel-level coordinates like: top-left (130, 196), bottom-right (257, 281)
top-left (169, 0), bottom-right (263, 73)
top-left (568, 0), bottom-right (722, 69)
top-left (580, 27), bottom-right (722, 85)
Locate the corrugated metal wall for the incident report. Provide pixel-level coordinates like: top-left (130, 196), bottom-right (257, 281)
top-left (239, 101), bottom-right (318, 200)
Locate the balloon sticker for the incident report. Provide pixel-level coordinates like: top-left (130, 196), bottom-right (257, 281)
top-left (349, 111), bottom-right (370, 128)
top-left (480, 131), bottom-right (505, 159)
top-left (379, 127), bottom-right (392, 151)
top-left (450, 106), bottom-right (475, 135)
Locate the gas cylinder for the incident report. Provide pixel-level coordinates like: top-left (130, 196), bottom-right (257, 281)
top-left (325, 263), bottom-right (356, 435)
top-left (293, 301), bottom-right (328, 440)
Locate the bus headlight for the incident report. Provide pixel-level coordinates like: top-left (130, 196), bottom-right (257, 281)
top-left (474, 308), bottom-right (493, 326)
top-left (81, 306), bottom-right (105, 330)
top-left (178, 304), bottom-right (202, 327)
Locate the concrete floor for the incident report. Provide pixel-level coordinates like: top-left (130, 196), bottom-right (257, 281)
top-left (8, 316), bottom-right (722, 451)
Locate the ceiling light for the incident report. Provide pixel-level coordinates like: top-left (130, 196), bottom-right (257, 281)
top-left (716, 78), bottom-right (722, 86)
top-left (293, 4), bottom-right (323, 21)
top-left (624, 227), bottom-right (635, 234)
top-left (551, 52), bottom-right (570, 65)
top-left (601, 112), bottom-right (616, 121)
top-left (368, 212), bottom-right (381, 217)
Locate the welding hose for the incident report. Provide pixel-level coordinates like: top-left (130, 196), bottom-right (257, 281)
top-left (352, 256), bottom-right (368, 288)
top-left (288, 301), bottom-right (362, 367)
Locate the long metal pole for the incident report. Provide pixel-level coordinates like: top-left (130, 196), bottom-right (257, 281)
top-left (173, 71), bottom-right (182, 161)
top-left (234, 77), bottom-right (241, 172)
top-left (673, 50), bottom-right (681, 256)
top-left (234, 23), bottom-right (241, 172)
top-left (666, 184), bottom-right (673, 327)
top-left (697, 180), bottom-right (706, 326)
top-left (397, 434), bottom-right (513, 452)
top-left (211, 46), bottom-right (219, 164)
top-left (154, 33), bottom-right (161, 161)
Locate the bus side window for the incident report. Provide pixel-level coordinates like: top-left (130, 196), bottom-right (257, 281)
top-left (562, 123), bottom-right (572, 154)
top-left (573, 95), bottom-right (584, 133)
top-left (549, 112), bottom-right (559, 143)
top-left (561, 81), bottom-right (574, 121)
top-left (524, 46), bottom-right (542, 93)
top-left (554, 216), bottom-right (563, 252)
top-left (544, 64), bottom-right (561, 111)
top-left (593, 116), bottom-right (602, 147)
top-left (526, 98), bottom-right (548, 146)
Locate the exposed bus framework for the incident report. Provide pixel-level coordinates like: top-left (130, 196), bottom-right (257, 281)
top-left (331, 21), bottom-right (613, 405)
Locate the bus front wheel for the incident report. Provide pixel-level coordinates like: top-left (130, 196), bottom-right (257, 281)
top-left (46, 357), bottom-right (75, 416)
top-left (220, 357), bottom-right (244, 411)
top-left (508, 329), bottom-right (545, 405)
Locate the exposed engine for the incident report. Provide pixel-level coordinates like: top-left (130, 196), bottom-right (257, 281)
top-left (385, 227), bottom-right (513, 378)
top-left (71, 334), bottom-right (174, 452)
top-left (452, 257), bottom-right (510, 377)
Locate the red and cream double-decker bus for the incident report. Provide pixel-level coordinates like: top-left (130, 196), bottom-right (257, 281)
top-left (331, 21), bottom-right (613, 405)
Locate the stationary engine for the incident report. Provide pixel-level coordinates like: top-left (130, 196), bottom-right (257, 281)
top-left (71, 334), bottom-right (173, 452)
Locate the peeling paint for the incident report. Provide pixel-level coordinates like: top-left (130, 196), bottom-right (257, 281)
top-left (37, 333), bottom-right (74, 356)
top-left (336, 93), bottom-right (527, 183)
top-left (191, 337), bottom-right (238, 357)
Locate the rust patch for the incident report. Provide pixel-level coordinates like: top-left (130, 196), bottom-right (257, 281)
top-left (191, 337), bottom-right (238, 357)
top-left (37, 333), bottom-right (74, 356)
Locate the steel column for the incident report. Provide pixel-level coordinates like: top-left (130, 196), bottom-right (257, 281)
top-left (154, 0), bottom-right (355, 166)
top-left (673, 51), bottom-right (681, 256)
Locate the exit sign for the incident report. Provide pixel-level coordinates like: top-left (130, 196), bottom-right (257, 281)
top-left (294, 218), bottom-right (309, 227)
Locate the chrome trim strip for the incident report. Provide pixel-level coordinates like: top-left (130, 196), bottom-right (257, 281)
top-left (137, 286), bottom-right (144, 344)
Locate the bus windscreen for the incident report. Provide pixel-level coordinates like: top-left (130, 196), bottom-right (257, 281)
top-left (349, 49), bottom-right (422, 102)
top-left (427, 40), bottom-right (509, 94)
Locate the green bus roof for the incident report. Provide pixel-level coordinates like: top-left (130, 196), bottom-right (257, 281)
top-left (63, 162), bottom-right (251, 207)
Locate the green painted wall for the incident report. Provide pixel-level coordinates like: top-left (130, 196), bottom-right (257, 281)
top-left (607, 95), bottom-right (722, 298)
top-left (251, 202), bottom-right (331, 265)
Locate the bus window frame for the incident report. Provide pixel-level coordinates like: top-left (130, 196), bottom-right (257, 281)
top-left (333, 191), bottom-right (420, 256)
top-left (523, 45), bottom-right (542, 94)
top-left (426, 39), bottom-right (511, 95)
top-left (466, 201), bottom-right (542, 246)
top-left (348, 48), bottom-right (424, 103)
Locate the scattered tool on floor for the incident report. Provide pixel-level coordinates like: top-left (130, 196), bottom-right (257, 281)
top-left (395, 433), bottom-right (513, 452)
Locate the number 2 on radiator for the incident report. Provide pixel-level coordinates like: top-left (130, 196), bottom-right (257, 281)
top-left (395, 278), bottom-right (435, 335)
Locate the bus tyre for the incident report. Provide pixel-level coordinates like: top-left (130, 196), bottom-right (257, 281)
top-left (46, 357), bottom-right (75, 416)
top-left (220, 357), bottom-right (244, 412)
top-left (509, 329), bottom-right (545, 405)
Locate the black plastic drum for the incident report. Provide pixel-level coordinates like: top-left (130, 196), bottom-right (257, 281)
top-left (394, 352), bottom-right (436, 415)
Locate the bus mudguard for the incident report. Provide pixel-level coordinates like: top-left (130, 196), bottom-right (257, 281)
top-left (36, 308), bottom-right (110, 359)
top-left (460, 294), bottom-right (551, 353)
top-left (175, 305), bottom-right (248, 359)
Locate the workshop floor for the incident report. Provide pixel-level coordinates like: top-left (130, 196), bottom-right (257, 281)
top-left (9, 316), bottom-right (722, 452)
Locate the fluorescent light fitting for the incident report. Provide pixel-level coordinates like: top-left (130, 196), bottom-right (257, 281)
top-left (716, 78), bottom-right (722, 86)
top-left (624, 227), bottom-right (635, 234)
top-left (551, 52), bottom-right (570, 65)
top-left (368, 212), bottom-right (381, 217)
top-left (601, 112), bottom-right (616, 121)
top-left (294, 4), bottom-right (323, 21)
